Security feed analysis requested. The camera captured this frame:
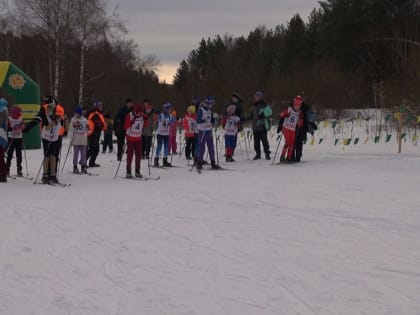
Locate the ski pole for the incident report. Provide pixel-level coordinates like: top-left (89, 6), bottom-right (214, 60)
top-left (148, 131), bottom-right (156, 176)
top-left (271, 134), bottom-right (283, 165)
top-left (61, 132), bottom-right (75, 173)
top-left (34, 140), bottom-right (52, 184)
top-left (214, 127), bottom-right (219, 164)
top-left (114, 142), bottom-right (126, 179)
top-left (244, 131), bottom-right (250, 161)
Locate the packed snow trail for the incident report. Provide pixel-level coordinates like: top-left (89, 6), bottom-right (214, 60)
top-left (1, 141), bottom-right (420, 315)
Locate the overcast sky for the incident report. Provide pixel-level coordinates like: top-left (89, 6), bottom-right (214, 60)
top-left (110, 0), bottom-right (319, 82)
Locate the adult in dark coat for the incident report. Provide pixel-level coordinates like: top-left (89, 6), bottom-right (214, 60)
top-left (250, 92), bottom-right (272, 160)
top-left (293, 101), bottom-right (317, 162)
top-left (114, 98), bottom-right (134, 161)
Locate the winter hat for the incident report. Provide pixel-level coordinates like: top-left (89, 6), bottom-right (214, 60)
top-left (126, 98), bottom-right (133, 103)
top-left (94, 101), bottom-right (103, 110)
top-left (226, 105), bottom-right (237, 115)
top-left (75, 106), bottom-right (83, 115)
top-left (192, 96), bottom-right (200, 105)
top-left (187, 105), bottom-right (196, 114)
top-left (0, 98), bottom-right (8, 111)
top-left (293, 96), bottom-right (303, 109)
top-left (43, 95), bottom-right (57, 106)
top-left (163, 102), bottom-right (172, 112)
top-left (254, 91), bottom-right (264, 98)
top-left (205, 96), bottom-right (215, 106)
top-left (231, 91), bottom-right (240, 101)
top-left (11, 105), bottom-right (22, 119)
top-left (133, 103), bottom-right (144, 116)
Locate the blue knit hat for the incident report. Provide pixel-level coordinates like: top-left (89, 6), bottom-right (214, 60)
top-left (0, 98), bottom-right (7, 110)
top-left (94, 101), bottom-right (103, 109)
top-left (163, 103), bottom-right (172, 111)
top-left (205, 96), bottom-right (215, 106)
top-left (75, 106), bottom-right (83, 115)
top-left (254, 91), bottom-right (264, 98)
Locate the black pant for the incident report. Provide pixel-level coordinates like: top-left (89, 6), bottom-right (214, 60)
top-left (117, 130), bottom-right (126, 160)
top-left (253, 130), bottom-right (270, 156)
top-left (142, 135), bottom-right (153, 158)
top-left (87, 130), bottom-right (101, 165)
top-left (103, 133), bottom-right (113, 153)
top-left (6, 138), bottom-right (23, 172)
top-left (185, 137), bottom-right (196, 159)
top-left (42, 139), bottom-right (59, 177)
top-left (294, 128), bottom-right (307, 161)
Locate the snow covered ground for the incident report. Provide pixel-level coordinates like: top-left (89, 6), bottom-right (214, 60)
top-left (1, 133), bottom-right (420, 315)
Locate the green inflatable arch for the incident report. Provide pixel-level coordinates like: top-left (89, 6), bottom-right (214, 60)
top-left (0, 61), bottom-right (41, 149)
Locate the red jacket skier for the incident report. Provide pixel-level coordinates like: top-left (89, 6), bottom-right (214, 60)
top-left (279, 96), bottom-right (304, 162)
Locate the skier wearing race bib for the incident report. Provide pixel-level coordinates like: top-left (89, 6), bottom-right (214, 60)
top-left (279, 96), bottom-right (304, 162)
top-left (195, 97), bottom-right (221, 170)
top-left (69, 106), bottom-right (89, 174)
top-left (154, 103), bottom-right (175, 167)
top-left (6, 105), bottom-right (25, 177)
top-left (183, 105), bottom-right (197, 160)
top-left (25, 96), bottom-right (64, 184)
top-left (124, 104), bottom-right (147, 178)
top-left (222, 105), bottom-right (241, 162)
top-left (86, 101), bottom-right (107, 168)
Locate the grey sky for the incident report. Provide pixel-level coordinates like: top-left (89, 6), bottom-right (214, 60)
top-left (110, 0), bottom-right (319, 81)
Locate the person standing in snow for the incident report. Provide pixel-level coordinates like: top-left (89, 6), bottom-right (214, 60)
top-left (222, 105), bottom-right (241, 162)
top-left (86, 101), bottom-right (107, 167)
top-left (154, 103), bottom-right (175, 167)
top-left (114, 98), bottom-right (134, 161)
top-left (0, 98), bottom-right (9, 182)
top-left (6, 105), bottom-right (25, 177)
top-left (278, 96), bottom-right (304, 162)
top-left (102, 114), bottom-right (114, 154)
top-left (195, 97), bottom-right (221, 170)
top-left (250, 91), bottom-right (272, 160)
top-left (69, 106), bottom-right (89, 173)
top-left (142, 99), bottom-right (154, 160)
top-left (292, 98), bottom-right (317, 162)
top-left (168, 109), bottom-right (178, 155)
top-left (183, 105), bottom-right (197, 160)
top-left (124, 103), bottom-right (147, 178)
top-left (25, 97), bottom-right (64, 184)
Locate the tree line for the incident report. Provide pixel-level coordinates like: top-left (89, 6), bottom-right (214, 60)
top-left (173, 0), bottom-right (420, 115)
top-left (1, 0), bottom-right (420, 117)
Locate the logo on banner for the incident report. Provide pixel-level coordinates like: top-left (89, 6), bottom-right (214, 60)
top-left (8, 73), bottom-right (26, 90)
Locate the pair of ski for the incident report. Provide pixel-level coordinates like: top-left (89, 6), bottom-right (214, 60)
top-left (68, 171), bottom-right (99, 177)
top-left (8, 174), bottom-right (34, 181)
top-left (36, 180), bottom-right (71, 187)
top-left (121, 175), bottom-right (160, 181)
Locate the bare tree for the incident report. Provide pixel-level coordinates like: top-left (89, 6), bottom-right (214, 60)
top-left (15, 0), bottom-right (76, 97)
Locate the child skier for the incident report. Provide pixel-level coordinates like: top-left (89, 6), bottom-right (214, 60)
top-left (196, 97), bottom-right (220, 170)
top-left (183, 106), bottom-right (197, 160)
top-left (222, 105), bottom-right (241, 162)
top-left (124, 104), bottom-right (147, 178)
top-left (25, 96), bottom-right (64, 184)
top-left (154, 103), bottom-right (175, 167)
top-left (102, 114), bottom-right (114, 153)
top-left (6, 105), bottom-right (25, 176)
top-left (69, 106), bottom-right (89, 174)
top-left (279, 96), bottom-right (304, 162)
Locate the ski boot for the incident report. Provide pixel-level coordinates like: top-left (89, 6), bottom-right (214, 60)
top-left (17, 169), bottom-right (23, 177)
top-left (135, 171), bottom-right (143, 178)
top-left (50, 176), bottom-right (59, 184)
top-left (211, 161), bottom-right (221, 170)
top-left (253, 154), bottom-right (261, 161)
top-left (126, 170), bottom-right (133, 179)
top-left (41, 175), bottom-right (49, 184)
top-left (163, 158), bottom-right (172, 167)
top-left (81, 165), bottom-right (88, 174)
top-left (154, 157), bottom-right (159, 167)
top-left (280, 155), bottom-right (286, 163)
top-left (89, 163), bottom-right (100, 168)
top-left (73, 165), bottom-right (79, 174)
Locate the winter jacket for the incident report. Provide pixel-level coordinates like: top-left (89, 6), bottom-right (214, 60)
top-left (183, 113), bottom-right (197, 138)
top-left (251, 100), bottom-right (272, 132)
top-left (86, 108), bottom-right (106, 135)
top-left (69, 116), bottom-right (89, 146)
top-left (280, 106), bottom-right (304, 132)
top-left (0, 104), bottom-right (8, 148)
top-left (114, 105), bottom-right (132, 135)
top-left (156, 112), bottom-right (175, 136)
top-left (142, 110), bottom-right (155, 137)
top-left (26, 105), bottom-right (63, 142)
top-left (222, 115), bottom-right (241, 136)
top-left (8, 115), bottom-right (24, 139)
top-left (124, 112), bottom-right (148, 142)
top-left (196, 105), bottom-right (214, 132)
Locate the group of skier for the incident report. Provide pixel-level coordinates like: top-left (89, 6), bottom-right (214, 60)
top-left (0, 91), bottom-right (316, 183)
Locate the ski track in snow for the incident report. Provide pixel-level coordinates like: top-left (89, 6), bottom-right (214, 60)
top-left (1, 138), bottom-right (420, 315)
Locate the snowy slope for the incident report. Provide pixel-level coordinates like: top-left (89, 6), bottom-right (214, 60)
top-left (1, 133), bottom-right (420, 315)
